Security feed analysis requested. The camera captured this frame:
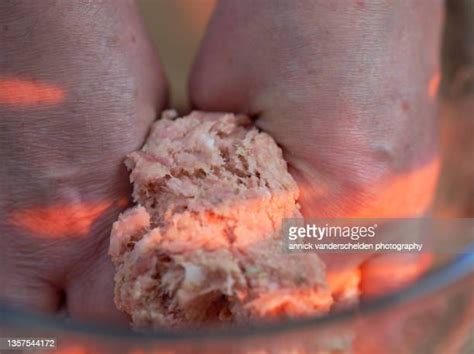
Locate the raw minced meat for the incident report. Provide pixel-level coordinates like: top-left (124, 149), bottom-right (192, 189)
top-left (109, 110), bottom-right (334, 329)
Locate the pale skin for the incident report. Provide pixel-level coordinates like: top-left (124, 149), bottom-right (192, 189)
top-left (0, 0), bottom-right (443, 322)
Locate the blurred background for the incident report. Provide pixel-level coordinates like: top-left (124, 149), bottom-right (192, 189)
top-left (437, 0), bottom-right (474, 218)
top-left (137, 0), bottom-right (216, 110)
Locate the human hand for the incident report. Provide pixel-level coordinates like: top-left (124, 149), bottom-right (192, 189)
top-left (0, 0), bottom-right (166, 322)
top-left (189, 0), bottom-right (443, 298)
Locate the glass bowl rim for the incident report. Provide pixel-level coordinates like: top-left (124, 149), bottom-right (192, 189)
top-left (1, 244), bottom-right (473, 343)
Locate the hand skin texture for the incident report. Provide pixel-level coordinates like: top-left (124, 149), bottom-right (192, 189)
top-left (0, 0), bottom-right (443, 322)
top-left (190, 0), bottom-right (443, 299)
top-left (0, 0), bottom-right (167, 322)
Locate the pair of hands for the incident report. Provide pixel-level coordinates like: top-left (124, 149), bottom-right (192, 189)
top-left (0, 0), bottom-right (442, 323)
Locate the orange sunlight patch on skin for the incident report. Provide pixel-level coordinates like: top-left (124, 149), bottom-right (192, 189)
top-left (327, 268), bottom-right (361, 300)
top-left (341, 157), bottom-right (441, 218)
top-left (0, 77), bottom-right (65, 106)
top-left (428, 72), bottom-right (441, 99)
top-left (9, 200), bottom-right (114, 239)
top-left (312, 159), bottom-right (439, 298)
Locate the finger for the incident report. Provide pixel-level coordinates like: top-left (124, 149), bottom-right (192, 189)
top-left (66, 243), bottom-right (129, 324)
top-left (0, 273), bottom-right (62, 314)
top-left (64, 206), bottom-right (131, 325)
top-left (0, 226), bottom-right (65, 314)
